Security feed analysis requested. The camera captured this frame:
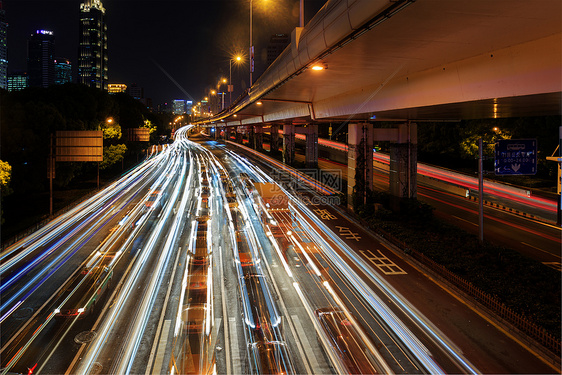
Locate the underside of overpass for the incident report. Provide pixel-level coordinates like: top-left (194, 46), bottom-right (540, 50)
top-left (196, 0), bottom-right (561, 209)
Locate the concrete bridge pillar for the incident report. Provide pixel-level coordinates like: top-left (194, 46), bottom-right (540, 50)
top-left (283, 124), bottom-right (295, 166)
top-left (389, 123), bottom-right (417, 205)
top-left (236, 127), bottom-right (244, 144)
top-left (249, 126), bottom-right (256, 148)
top-left (304, 125), bottom-right (318, 168)
top-left (254, 126), bottom-right (264, 152)
top-left (270, 124), bottom-right (280, 154)
top-left (347, 123), bottom-right (373, 210)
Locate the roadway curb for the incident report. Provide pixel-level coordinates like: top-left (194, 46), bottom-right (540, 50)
top-left (465, 195), bottom-right (559, 226)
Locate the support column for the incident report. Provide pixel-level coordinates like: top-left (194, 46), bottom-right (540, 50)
top-left (249, 126), bottom-right (256, 149)
top-left (214, 126), bottom-right (219, 140)
top-left (283, 124), bottom-right (295, 166)
top-left (254, 126), bottom-right (264, 152)
top-left (389, 123), bottom-right (417, 210)
top-left (270, 124), bottom-right (280, 154)
top-left (304, 125), bottom-right (318, 168)
top-left (347, 123), bottom-right (373, 210)
top-left (236, 126), bottom-right (244, 144)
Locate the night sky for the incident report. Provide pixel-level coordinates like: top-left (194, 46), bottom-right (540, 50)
top-left (4, 0), bottom-right (326, 106)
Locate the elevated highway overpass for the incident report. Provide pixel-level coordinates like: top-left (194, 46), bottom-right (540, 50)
top-left (194, 0), bottom-right (561, 208)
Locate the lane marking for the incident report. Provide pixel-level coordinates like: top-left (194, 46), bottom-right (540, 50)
top-left (291, 314), bottom-right (322, 373)
top-left (420, 193), bottom-right (560, 243)
top-left (145, 246), bottom-right (183, 375)
top-left (542, 262), bottom-right (561, 271)
top-left (360, 249), bottom-right (407, 275)
top-left (452, 215), bottom-right (477, 227)
top-left (151, 320), bottom-right (171, 375)
top-left (521, 242), bottom-right (561, 260)
top-left (228, 317), bottom-right (241, 375)
top-left (219, 245), bottom-right (232, 375)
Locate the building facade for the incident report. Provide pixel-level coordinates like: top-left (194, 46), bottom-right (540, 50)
top-left (7, 71), bottom-right (27, 91)
top-left (28, 30), bottom-right (55, 88)
top-left (127, 83), bottom-right (143, 100)
top-left (108, 83), bottom-right (127, 93)
top-left (266, 34), bottom-right (289, 66)
top-left (0, 1), bottom-right (7, 90)
top-left (78, 0), bottom-right (108, 90)
top-left (54, 58), bottom-right (72, 85)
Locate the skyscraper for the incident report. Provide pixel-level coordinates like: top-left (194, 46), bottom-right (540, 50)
top-left (266, 34), bottom-right (289, 67)
top-left (78, 0), bottom-right (107, 90)
top-left (0, 1), bottom-right (7, 90)
top-left (28, 30), bottom-right (55, 88)
top-left (54, 58), bottom-right (72, 85)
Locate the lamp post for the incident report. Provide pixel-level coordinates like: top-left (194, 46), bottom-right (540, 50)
top-left (249, 0), bottom-right (253, 88)
top-left (299, 0), bottom-right (304, 27)
top-left (218, 78), bottom-right (227, 110)
top-left (229, 55), bottom-right (241, 106)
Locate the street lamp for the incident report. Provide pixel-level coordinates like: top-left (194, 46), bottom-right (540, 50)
top-left (218, 78), bottom-right (227, 110)
top-left (230, 55), bottom-right (242, 106)
top-left (250, 0), bottom-right (253, 88)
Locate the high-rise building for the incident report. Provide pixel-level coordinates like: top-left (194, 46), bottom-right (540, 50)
top-left (7, 71), bottom-right (27, 91)
top-left (78, 0), bottom-right (107, 90)
top-left (54, 58), bottom-right (72, 85)
top-left (173, 99), bottom-right (187, 115)
top-left (28, 30), bottom-right (55, 88)
top-left (266, 34), bottom-right (289, 66)
top-left (127, 83), bottom-right (143, 100)
top-left (0, 1), bottom-right (7, 90)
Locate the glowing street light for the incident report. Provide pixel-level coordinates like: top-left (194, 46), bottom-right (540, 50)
top-left (230, 55), bottom-right (242, 106)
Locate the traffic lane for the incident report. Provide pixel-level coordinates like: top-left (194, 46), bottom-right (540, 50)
top-left (3, 214), bottom-right (146, 375)
top-left (0, 208), bottom-right (129, 346)
top-left (294, 204), bottom-right (466, 374)
top-left (309, 153), bottom-right (560, 262)
top-left (0, 162), bottom-right (159, 318)
top-left (304, 201), bottom-right (558, 374)
top-left (421, 186), bottom-right (561, 262)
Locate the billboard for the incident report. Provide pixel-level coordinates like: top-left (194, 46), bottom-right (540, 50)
top-left (56, 131), bottom-right (103, 162)
top-left (495, 139), bottom-right (537, 175)
top-left (126, 128), bottom-right (150, 142)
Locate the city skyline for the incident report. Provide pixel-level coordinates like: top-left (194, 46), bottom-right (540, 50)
top-left (3, 0), bottom-right (326, 106)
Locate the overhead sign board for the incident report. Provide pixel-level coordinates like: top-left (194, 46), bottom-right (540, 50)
top-left (126, 128), bottom-right (150, 142)
top-left (495, 139), bottom-right (537, 175)
top-left (56, 131), bottom-right (103, 162)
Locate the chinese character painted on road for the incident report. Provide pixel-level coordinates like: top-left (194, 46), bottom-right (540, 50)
top-left (314, 209), bottom-right (337, 220)
top-left (335, 226), bottom-right (361, 241)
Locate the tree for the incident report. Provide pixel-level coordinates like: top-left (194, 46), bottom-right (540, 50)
top-left (142, 117), bottom-right (157, 135)
top-left (0, 160), bottom-right (12, 224)
top-left (100, 144), bottom-right (127, 170)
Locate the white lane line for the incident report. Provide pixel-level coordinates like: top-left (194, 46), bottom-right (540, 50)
top-left (228, 317), bottom-right (241, 375)
top-left (521, 242), bottom-right (561, 260)
top-left (453, 215), bottom-right (477, 226)
top-left (219, 245), bottom-right (232, 375)
top-left (145, 246), bottom-right (183, 375)
top-left (151, 320), bottom-right (171, 375)
top-left (291, 314), bottom-right (321, 373)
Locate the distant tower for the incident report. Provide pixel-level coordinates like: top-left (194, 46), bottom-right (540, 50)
top-left (266, 34), bottom-right (289, 66)
top-left (28, 30), bottom-right (55, 88)
top-left (78, 0), bottom-right (107, 90)
top-left (54, 58), bottom-right (72, 85)
top-left (0, 1), bottom-right (7, 90)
